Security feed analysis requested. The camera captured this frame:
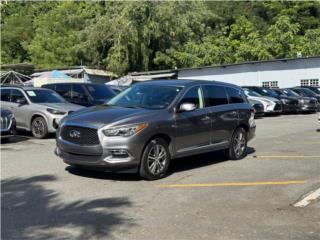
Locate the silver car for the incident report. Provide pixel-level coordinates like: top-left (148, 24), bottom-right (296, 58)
top-left (0, 86), bottom-right (83, 138)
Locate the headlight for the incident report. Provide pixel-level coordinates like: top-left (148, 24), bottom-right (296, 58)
top-left (102, 123), bottom-right (147, 137)
top-left (46, 108), bottom-right (66, 115)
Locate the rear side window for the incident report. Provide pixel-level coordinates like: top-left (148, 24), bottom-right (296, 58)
top-left (180, 86), bottom-right (204, 109)
top-left (0, 89), bottom-right (11, 101)
top-left (202, 85), bottom-right (228, 107)
top-left (55, 84), bottom-right (72, 99)
top-left (225, 87), bottom-right (245, 104)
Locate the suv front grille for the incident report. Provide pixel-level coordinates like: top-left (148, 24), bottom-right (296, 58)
top-left (274, 103), bottom-right (282, 111)
top-left (1, 117), bottom-right (11, 130)
top-left (61, 126), bottom-right (99, 145)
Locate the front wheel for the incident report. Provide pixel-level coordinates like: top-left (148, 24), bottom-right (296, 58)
top-left (139, 138), bottom-right (171, 180)
top-left (226, 127), bottom-right (247, 160)
top-left (31, 116), bottom-right (49, 139)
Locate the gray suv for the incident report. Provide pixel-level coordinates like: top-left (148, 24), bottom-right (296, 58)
top-left (0, 86), bottom-right (83, 138)
top-left (55, 80), bottom-right (256, 180)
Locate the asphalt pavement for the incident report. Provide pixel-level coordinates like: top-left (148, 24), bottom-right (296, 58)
top-left (1, 113), bottom-right (320, 240)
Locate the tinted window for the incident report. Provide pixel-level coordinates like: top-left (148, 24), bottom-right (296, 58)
top-left (226, 87), bottom-right (244, 104)
top-left (11, 89), bottom-right (26, 103)
top-left (180, 86), bottom-right (204, 109)
top-left (203, 85), bottom-right (228, 106)
top-left (108, 84), bottom-right (182, 110)
top-left (0, 89), bottom-right (11, 101)
top-left (72, 85), bottom-right (87, 100)
top-left (43, 85), bottom-right (55, 90)
top-left (56, 84), bottom-right (72, 99)
top-left (85, 84), bottom-right (116, 100)
top-left (243, 88), bottom-right (262, 97)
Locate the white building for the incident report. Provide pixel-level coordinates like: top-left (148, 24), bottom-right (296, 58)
top-left (178, 56), bottom-right (320, 88)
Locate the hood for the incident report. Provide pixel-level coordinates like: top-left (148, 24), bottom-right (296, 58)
top-left (39, 102), bottom-right (84, 112)
top-left (63, 105), bottom-right (159, 128)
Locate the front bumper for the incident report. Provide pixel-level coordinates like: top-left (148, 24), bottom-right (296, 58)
top-left (55, 124), bottom-right (147, 173)
top-left (1, 118), bottom-right (16, 139)
top-left (282, 103), bottom-right (298, 113)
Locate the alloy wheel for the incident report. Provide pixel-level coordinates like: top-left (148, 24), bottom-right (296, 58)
top-left (147, 144), bottom-right (167, 175)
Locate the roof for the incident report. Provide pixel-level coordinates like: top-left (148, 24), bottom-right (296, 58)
top-left (178, 55), bottom-right (320, 72)
top-left (135, 79), bottom-right (241, 88)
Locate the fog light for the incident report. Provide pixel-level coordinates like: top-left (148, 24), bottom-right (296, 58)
top-left (109, 149), bottom-right (130, 158)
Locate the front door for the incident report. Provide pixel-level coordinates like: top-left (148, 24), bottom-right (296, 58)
top-left (174, 86), bottom-right (211, 153)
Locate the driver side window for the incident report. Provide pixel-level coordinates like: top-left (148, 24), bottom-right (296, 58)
top-left (180, 86), bottom-right (204, 109)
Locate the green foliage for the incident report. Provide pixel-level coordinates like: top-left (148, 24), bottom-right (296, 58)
top-left (1, 1), bottom-right (320, 74)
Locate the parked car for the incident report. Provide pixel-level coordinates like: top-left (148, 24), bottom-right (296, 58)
top-left (274, 88), bottom-right (318, 113)
top-left (291, 87), bottom-right (320, 111)
top-left (0, 86), bottom-right (83, 138)
top-left (302, 86), bottom-right (320, 95)
top-left (42, 83), bottom-right (116, 107)
top-left (248, 99), bottom-right (264, 118)
top-left (1, 108), bottom-right (16, 141)
top-left (291, 87), bottom-right (320, 103)
top-left (244, 86), bottom-right (299, 113)
top-left (55, 80), bottom-right (256, 180)
top-left (242, 87), bottom-right (282, 114)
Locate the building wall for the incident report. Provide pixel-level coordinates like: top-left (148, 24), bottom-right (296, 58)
top-left (178, 57), bottom-right (320, 88)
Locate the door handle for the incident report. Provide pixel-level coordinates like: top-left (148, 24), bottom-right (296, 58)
top-left (201, 116), bottom-right (210, 121)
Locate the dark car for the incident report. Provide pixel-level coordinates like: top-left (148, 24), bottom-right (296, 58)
top-left (1, 108), bottom-right (16, 140)
top-left (291, 87), bottom-right (320, 103)
top-left (248, 99), bottom-right (264, 118)
top-left (55, 80), bottom-right (256, 180)
top-left (276, 88), bottom-right (318, 113)
top-left (244, 86), bottom-right (299, 113)
top-left (302, 86), bottom-right (320, 95)
top-left (42, 83), bottom-right (116, 107)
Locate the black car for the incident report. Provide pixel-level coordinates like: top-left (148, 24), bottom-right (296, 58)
top-left (248, 99), bottom-right (264, 118)
top-left (243, 86), bottom-right (299, 113)
top-left (42, 83), bottom-right (116, 107)
top-left (291, 87), bottom-right (320, 103)
top-left (302, 86), bottom-right (320, 95)
top-left (277, 88), bottom-right (318, 113)
top-left (1, 108), bottom-right (16, 141)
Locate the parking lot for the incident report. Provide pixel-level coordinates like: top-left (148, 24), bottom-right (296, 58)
top-left (2, 113), bottom-right (320, 240)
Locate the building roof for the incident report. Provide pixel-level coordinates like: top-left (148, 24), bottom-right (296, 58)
top-left (178, 55), bottom-right (320, 72)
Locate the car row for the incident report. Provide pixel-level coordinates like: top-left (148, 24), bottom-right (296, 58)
top-left (243, 86), bottom-right (319, 116)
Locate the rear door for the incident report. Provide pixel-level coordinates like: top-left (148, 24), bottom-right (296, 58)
top-left (202, 85), bottom-right (238, 145)
top-left (175, 86), bottom-right (211, 153)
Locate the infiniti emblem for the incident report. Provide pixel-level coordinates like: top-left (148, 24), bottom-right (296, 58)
top-left (69, 130), bottom-right (81, 139)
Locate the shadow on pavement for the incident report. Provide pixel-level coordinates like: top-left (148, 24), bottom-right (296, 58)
top-left (66, 147), bottom-right (256, 180)
top-left (1, 175), bottom-right (133, 240)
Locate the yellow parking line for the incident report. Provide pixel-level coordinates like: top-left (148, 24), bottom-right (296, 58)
top-left (155, 180), bottom-right (306, 188)
top-left (250, 155), bottom-right (320, 159)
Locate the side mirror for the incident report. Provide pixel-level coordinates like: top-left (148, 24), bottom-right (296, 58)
top-left (178, 102), bottom-right (196, 112)
top-left (16, 98), bottom-right (27, 105)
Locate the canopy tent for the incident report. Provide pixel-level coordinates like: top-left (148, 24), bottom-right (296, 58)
top-left (0, 71), bottom-right (32, 85)
top-left (32, 70), bottom-right (86, 87)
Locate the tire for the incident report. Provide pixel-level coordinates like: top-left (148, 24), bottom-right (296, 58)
top-left (226, 127), bottom-right (247, 160)
top-left (139, 138), bottom-right (171, 180)
top-left (31, 116), bottom-right (49, 139)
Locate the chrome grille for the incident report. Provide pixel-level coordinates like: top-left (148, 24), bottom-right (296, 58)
top-left (61, 126), bottom-right (99, 145)
top-left (0, 117), bottom-right (10, 130)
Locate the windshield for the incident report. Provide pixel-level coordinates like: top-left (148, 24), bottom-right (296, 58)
top-left (86, 84), bottom-right (116, 100)
top-left (26, 89), bottom-right (66, 103)
top-left (282, 89), bottom-right (300, 97)
top-left (299, 88), bottom-right (318, 96)
top-left (311, 87), bottom-right (320, 94)
top-left (260, 88), bottom-right (279, 97)
top-left (243, 89), bottom-right (262, 97)
top-left (107, 84), bottom-right (183, 109)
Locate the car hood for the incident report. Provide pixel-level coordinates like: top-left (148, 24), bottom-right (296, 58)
top-left (39, 103), bottom-right (84, 112)
top-left (63, 105), bottom-right (159, 128)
